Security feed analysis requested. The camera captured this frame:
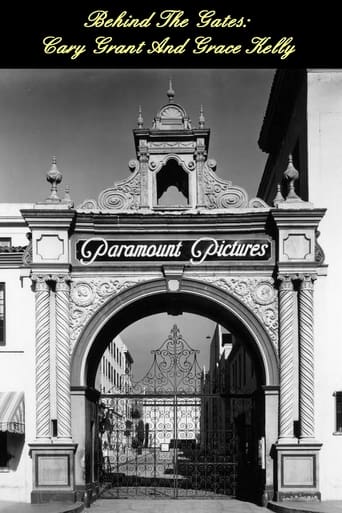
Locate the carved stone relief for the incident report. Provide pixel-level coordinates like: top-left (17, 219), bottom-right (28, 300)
top-left (69, 277), bottom-right (149, 351)
top-left (315, 230), bottom-right (325, 264)
top-left (200, 277), bottom-right (278, 347)
top-left (76, 154), bottom-right (270, 213)
top-left (149, 154), bottom-right (195, 174)
top-left (149, 142), bottom-right (195, 149)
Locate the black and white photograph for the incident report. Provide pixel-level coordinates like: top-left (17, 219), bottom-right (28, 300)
top-left (0, 5), bottom-right (341, 513)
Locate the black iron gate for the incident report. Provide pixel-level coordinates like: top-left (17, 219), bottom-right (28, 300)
top-left (98, 326), bottom-right (237, 499)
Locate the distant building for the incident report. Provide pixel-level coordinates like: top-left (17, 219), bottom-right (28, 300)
top-left (202, 324), bottom-right (264, 500)
top-left (95, 335), bottom-right (133, 394)
top-left (201, 325), bottom-right (232, 452)
top-left (95, 336), bottom-right (134, 464)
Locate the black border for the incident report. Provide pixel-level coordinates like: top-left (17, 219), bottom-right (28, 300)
top-left (0, 2), bottom-right (339, 68)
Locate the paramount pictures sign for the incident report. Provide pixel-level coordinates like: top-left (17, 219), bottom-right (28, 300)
top-left (75, 237), bottom-right (271, 265)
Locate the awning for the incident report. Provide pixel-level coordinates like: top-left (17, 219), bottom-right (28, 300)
top-left (0, 391), bottom-right (25, 434)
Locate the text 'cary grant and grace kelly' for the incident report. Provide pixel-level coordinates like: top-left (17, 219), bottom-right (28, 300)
top-left (76, 237), bottom-right (271, 265)
top-left (42, 9), bottom-right (296, 60)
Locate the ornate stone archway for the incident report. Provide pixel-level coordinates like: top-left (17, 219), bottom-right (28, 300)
top-left (20, 84), bottom-right (326, 504)
top-left (68, 276), bottom-right (279, 503)
top-left (70, 277), bottom-right (279, 389)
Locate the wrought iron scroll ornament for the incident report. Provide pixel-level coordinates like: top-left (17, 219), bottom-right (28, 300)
top-left (130, 325), bottom-right (203, 394)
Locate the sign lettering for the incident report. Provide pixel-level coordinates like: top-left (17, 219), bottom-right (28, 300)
top-left (75, 238), bottom-right (271, 265)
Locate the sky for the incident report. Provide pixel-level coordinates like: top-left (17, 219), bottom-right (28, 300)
top-left (121, 313), bottom-right (216, 382)
top-left (0, 69), bottom-right (274, 205)
top-left (0, 68), bottom-right (275, 375)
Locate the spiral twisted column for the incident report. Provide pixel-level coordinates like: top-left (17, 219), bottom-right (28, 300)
top-left (55, 275), bottom-right (72, 439)
top-left (278, 274), bottom-right (296, 440)
top-left (298, 274), bottom-right (316, 440)
top-left (33, 274), bottom-right (51, 439)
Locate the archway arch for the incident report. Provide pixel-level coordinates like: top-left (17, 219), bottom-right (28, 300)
top-left (70, 277), bottom-right (279, 503)
top-left (70, 278), bottom-right (278, 389)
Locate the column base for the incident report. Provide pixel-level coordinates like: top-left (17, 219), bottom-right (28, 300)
top-left (29, 442), bottom-right (78, 504)
top-left (31, 490), bottom-right (77, 504)
top-left (277, 436), bottom-right (297, 445)
top-left (275, 441), bottom-right (322, 502)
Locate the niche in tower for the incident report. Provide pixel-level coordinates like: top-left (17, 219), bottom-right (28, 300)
top-left (156, 158), bottom-right (189, 207)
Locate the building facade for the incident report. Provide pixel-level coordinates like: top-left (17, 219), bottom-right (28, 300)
top-left (95, 336), bottom-right (133, 394)
top-left (202, 325), bottom-right (264, 501)
top-left (0, 74), bottom-right (340, 503)
top-left (95, 336), bottom-right (133, 470)
top-left (257, 69), bottom-right (342, 500)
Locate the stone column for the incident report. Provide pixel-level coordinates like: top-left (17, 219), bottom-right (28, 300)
top-left (55, 275), bottom-right (72, 439)
top-left (195, 142), bottom-right (206, 208)
top-left (278, 275), bottom-right (296, 440)
top-left (139, 146), bottom-right (150, 209)
top-left (33, 274), bottom-right (51, 439)
top-left (298, 274), bottom-right (316, 440)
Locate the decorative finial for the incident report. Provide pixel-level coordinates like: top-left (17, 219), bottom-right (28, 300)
top-left (46, 156), bottom-right (62, 201)
top-left (62, 184), bottom-right (74, 207)
top-left (167, 78), bottom-right (175, 103)
top-left (199, 104), bottom-right (205, 128)
top-left (273, 184), bottom-right (284, 206)
top-left (137, 105), bottom-right (144, 128)
top-left (284, 154), bottom-right (300, 201)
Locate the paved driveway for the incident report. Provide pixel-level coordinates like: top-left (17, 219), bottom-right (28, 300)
top-left (89, 499), bottom-right (268, 513)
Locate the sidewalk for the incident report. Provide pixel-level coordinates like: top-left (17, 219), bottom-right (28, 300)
top-left (0, 502), bottom-right (84, 513)
top-left (268, 501), bottom-right (342, 513)
top-left (1, 499), bottom-right (342, 513)
top-left (87, 499), bottom-right (268, 512)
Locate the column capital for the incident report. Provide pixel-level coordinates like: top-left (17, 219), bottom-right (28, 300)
top-left (31, 274), bottom-right (50, 292)
top-left (297, 273), bottom-right (317, 290)
top-left (53, 274), bottom-right (72, 291)
top-left (277, 274), bottom-right (295, 291)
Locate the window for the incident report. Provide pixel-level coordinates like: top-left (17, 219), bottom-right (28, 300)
top-left (0, 284), bottom-right (5, 346)
top-left (0, 238), bottom-right (11, 248)
top-left (334, 392), bottom-right (342, 433)
top-left (156, 159), bottom-right (189, 207)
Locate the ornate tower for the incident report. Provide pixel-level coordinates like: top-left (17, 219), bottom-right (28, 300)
top-left (78, 83), bottom-right (267, 212)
